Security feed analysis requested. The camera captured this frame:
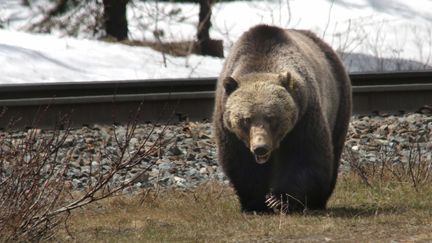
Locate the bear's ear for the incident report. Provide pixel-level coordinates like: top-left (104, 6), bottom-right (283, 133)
top-left (223, 76), bottom-right (238, 95)
top-left (278, 71), bottom-right (295, 90)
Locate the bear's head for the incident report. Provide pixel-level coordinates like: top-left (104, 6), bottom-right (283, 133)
top-left (222, 72), bottom-right (299, 164)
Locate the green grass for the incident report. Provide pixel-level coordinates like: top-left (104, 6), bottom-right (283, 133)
top-left (55, 173), bottom-right (432, 242)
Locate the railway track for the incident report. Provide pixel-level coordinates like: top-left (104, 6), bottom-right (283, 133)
top-left (0, 71), bottom-right (431, 128)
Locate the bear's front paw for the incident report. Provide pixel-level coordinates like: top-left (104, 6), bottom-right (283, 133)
top-left (265, 193), bottom-right (289, 214)
top-left (241, 199), bottom-right (273, 214)
top-left (265, 193), bottom-right (307, 214)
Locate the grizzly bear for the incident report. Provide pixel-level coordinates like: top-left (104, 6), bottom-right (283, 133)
top-left (213, 25), bottom-right (352, 213)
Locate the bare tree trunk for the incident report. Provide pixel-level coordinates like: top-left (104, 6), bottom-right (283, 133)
top-left (103, 0), bottom-right (130, 40)
top-left (50, 0), bottom-right (69, 16)
top-left (197, 0), bottom-right (223, 57)
top-left (21, 0), bottom-right (30, 6)
top-left (198, 0), bottom-right (211, 43)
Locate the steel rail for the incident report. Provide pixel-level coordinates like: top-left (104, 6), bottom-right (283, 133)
top-left (349, 71), bottom-right (432, 85)
top-left (0, 71), bottom-right (431, 128)
top-left (0, 92), bottom-right (215, 106)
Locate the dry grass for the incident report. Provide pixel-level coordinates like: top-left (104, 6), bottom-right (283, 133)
top-left (54, 173), bottom-right (432, 242)
top-left (0, 107), bottom-right (172, 242)
top-left (117, 39), bottom-right (223, 57)
top-left (119, 39), bottom-right (198, 57)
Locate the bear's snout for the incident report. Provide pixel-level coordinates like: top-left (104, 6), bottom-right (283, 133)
top-left (250, 125), bottom-right (272, 164)
top-left (253, 145), bottom-right (269, 156)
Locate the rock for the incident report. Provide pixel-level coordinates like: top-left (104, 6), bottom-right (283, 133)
top-left (133, 172), bottom-right (149, 183)
top-left (85, 137), bottom-right (94, 144)
top-left (168, 145), bottom-right (183, 156)
top-left (72, 178), bottom-right (82, 188)
top-left (81, 166), bottom-right (90, 176)
top-left (186, 168), bottom-right (198, 177)
top-left (173, 176), bottom-right (187, 187)
top-left (149, 169), bottom-right (160, 178)
top-left (158, 162), bottom-right (173, 171)
top-left (186, 153), bottom-right (195, 161)
top-left (64, 136), bottom-right (75, 146)
top-left (91, 160), bottom-right (99, 169)
top-left (1, 113), bottom-right (429, 192)
top-left (199, 132), bottom-right (211, 139)
top-left (199, 167), bottom-right (207, 174)
top-left (130, 137), bottom-right (139, 146)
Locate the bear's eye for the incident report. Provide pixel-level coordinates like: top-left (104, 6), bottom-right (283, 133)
top-left (265, 115), bottom-right (278, 129)
top-left (264, 115), bottom-right (275, 123)
top-left (240, 117), bottom-right (251, 130)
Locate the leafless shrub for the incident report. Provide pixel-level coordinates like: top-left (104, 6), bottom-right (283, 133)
top-left (128, 0), bottom-right (194, 41)
top-left (343, 143), bottom-right (432, 191)
top-left (328, 15), bottom-right (432, 72)
top-left (413, 25), bottom-right (432, 69)
top-left (331, 18), bottom-right (368, 61)
top-left (0, 115), bottom-right (73, 241)
top-left (0, 106), bottom-right (172, 241)
top-left (211, 19), bottom-right (234, 50)
top-left (24, 0), bottom-right (104, 38)
top-left (321, 0), bottom-right (334, 39)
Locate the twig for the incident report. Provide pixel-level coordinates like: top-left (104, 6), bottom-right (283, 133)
top-left (322, 0), bottom-right (334, 39)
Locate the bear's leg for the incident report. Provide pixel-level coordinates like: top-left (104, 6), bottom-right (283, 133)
top-left (271, 120), bottom-right (334, 212)
top-left (228, 162), bottom-right (273, 213)
top-left (239, 195), bottom-right (272, 213)
top-left (328, 100), bottom-right (351, 200)
top-left (220, 148), bottom-right (273, 212)
top-left (217, 131), bottom-right (274, 213)
top-left (271, 165), bottom-right (331, 212)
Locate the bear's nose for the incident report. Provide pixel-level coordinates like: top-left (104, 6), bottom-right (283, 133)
top-left (253, 145), bottom-right (269, 156)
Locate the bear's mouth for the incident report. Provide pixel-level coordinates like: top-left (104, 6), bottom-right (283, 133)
top-left (254, 153), bottom-right (270, 164)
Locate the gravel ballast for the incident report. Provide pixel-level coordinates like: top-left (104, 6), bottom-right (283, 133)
top-left (1, 112), bottom-right (431, 191)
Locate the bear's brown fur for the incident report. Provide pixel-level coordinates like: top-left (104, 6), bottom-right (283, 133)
top-left (213, 25), bottom-right (352, 213)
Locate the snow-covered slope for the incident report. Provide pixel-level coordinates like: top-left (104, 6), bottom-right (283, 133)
top-left (0, 0), bottom-right (431, 83)
top-left (0, 30), bottom-right (221, 83)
